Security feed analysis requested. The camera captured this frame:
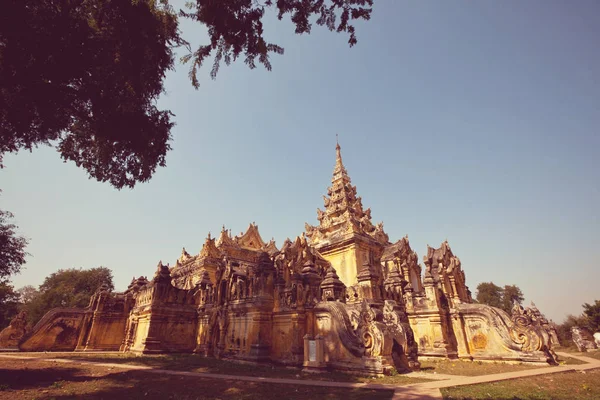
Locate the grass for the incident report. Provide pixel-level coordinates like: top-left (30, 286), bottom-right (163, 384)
top-left (441, 368), bottom-right (600, 400)
top-left (559, 347), bottom-right (600, 358)
top-left (0, 358), bottom-right (396, 400)
top-left (558, 355), bottom-right (587, 365)
top-left (17, 352), bottom-right (431, 386)
top-left (418, 358), bottom-right (549, 376)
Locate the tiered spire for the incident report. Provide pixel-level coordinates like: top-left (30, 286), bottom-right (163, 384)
top-left (305, 141), bottom-right (389, 245)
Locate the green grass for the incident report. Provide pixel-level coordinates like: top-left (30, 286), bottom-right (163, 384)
top-left (441, 368), bottom-right (600, 400)
top-left (558, 355), bottom-right (587, 365)
top-left (418, 358), bottom-right (549, 376)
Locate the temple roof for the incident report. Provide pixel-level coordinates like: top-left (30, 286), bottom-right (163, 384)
top-left (199, 233), bottom-right (221, 259)
top-left (305, 141), bottom-right (389, 246)
top-left (382, 235), bottom-right (415, 261)
top-left (235, 223), bottom-right (267, 251)
top-left (216, 225), bottom-right (236, 248)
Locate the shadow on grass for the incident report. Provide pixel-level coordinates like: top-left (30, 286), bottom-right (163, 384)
top-left (0, 366), bottom-right (98, 391)
top-left (54, 353), bottom-right (427, 384)
top-left (0, 362), bottom-right (398, 400)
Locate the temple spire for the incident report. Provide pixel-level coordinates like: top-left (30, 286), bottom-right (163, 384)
top-left (305, 140), bottom-right (389, 245)
top-left (333, 139), bottom-right (348, 182)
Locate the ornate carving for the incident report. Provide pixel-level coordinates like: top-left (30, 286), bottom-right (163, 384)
top-left (320, 266), bottom-right (346, 302)
top-left (0, 311), bottom-right (30, 348)
top-left (199, 234), bottom-right (221, 259)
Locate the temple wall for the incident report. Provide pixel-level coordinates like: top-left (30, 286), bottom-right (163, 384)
top-left (77, 311), bottom-right (128, 351)
top-left (408, 311), bottom-right (457, 358)
top-left (320, 241), bottom-right (380, 289)
top-left (130, 314), bottom-right (150, 352)
top-left (20, 308), bottom-right (89, 352)
top-left (270, 312), bottom-right (305, 365)
top-left (135, 307), bottom-right (197, 353)
top-left (224, 309), bottom-right (254, 354)
top-left (194, 310), bottom-right (212, 355)
top-left (320, 245), bottom-right (357, 288)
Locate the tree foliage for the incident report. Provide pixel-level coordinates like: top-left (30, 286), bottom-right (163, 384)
top-left (1, 0), bottom-right (181, 189)
top-left (24, 267), bottom-right (114, 325)
top-left (181, 0), bottom-right (373, 87)
top-left (16, 285), bottom-right (39, 306)
top-left (475, 282), bottom-right (524, 314)
top-left (1, 0), bottom-right (373, 189)
top-left (0, 202), bottom-right (29, 280)
top-left (582, 300), bottom-right (600, 333)
top-left (475, 282), bottom-right (504, 309)
top-left (0, 280), bottom-right (20, 329)
top-left (502, 284), bottom-right (525, 314)
top-left (555, 313), bottom-right (589, 346)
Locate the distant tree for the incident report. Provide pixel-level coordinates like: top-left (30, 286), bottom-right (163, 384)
top-left (555, 313), bottom-right (589, 346)
top-left (475, 282), bottom-right (525, 314)
top-left (501, 284), bottom-right (525, 314)
top-left (0, 202), bottom-right (29, 280)
top-left (16, 285), bottom-right (39, 307)
top-left (475, 282), bottom-right (504, 309)
top-left (25, 267), bottom-right (114, 325)
top-left (582, 300), bottom-right (600, 333)
top-left (1, 0), bottom-right (373, 189)
top-left (0, 281), bottom-right (20, 329)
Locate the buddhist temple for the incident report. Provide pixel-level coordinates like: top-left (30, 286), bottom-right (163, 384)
top-left (8, 142), bottom-right (559, 374)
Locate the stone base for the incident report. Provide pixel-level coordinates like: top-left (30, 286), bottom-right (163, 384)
top-left (246, 343), bottom-right (270, 362)
top-left (302, 363), bottom-right (327, 373)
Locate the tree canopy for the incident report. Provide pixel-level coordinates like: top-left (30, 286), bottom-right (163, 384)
top-left (583, 300), bottom-right (600, 333)
top-left (0, 202), bottom-right (29, 280)
top-left (0, 281), bottom-right (19, 329)
top-left (554, 301), bottom-right (600, 346)
top-left (475, 282), bottom-right (524, 314)
top-left (1, 0), bottom-right (373, 189)
top-left (24, 267), bottom-right (114, 324)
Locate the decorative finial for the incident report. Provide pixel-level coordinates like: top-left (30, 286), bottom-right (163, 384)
top-left (207, 232), bottom-right (211, 240)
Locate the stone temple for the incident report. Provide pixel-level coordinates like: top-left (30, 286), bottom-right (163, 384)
top-left (11, 142), bottom-right (559, 374)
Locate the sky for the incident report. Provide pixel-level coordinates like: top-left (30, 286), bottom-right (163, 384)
top-left (1, 1), bottom-right (599, 323)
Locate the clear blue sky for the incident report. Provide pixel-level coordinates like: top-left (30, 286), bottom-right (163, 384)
top-left (2, 1), bottom-right (599, 323)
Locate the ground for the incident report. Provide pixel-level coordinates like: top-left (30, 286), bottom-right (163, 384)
top-left (0, 350), bottom-right (598, 399)
top-left (441, 369), bottom-right (600, 400)
top-left (0, 359), bottom-right (395, 400)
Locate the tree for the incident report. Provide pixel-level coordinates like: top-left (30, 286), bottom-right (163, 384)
top-left (0, 280), bottom-right (20, 329)
top-left (502, 284), bottom-right (525, 314)
top-left (16, 285), bottom-right (39, 306)
top-left (0, 201), bottom-right (29, 280)
top-left (475, 282), bottom-right (525, 314)
top-left (25, 267), bottom-right (114, 325)
top-left (582, 300), bottom-right (600, 333)
top-left (1, 0), bottom-right (373, 190)
top-left (555, 313), bottom-right (589, 346)
top-left (475, 282), bottom-right (504, 309)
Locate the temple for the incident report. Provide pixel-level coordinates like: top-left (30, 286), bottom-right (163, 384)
top-left (7, 142), bottom-right (559, 374)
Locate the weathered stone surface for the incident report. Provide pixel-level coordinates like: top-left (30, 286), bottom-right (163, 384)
top-left (23, 141), bottom-right (558, 372)
top-left (571, 326), bottom-right (598, 352)
top-left (0, 311), bottom-right (29, 348)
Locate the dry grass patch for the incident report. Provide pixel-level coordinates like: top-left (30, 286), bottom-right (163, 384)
top-left (419, 358), bottom-right (549, 376)
top-left (441, 368), bottom-right (600, 400)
